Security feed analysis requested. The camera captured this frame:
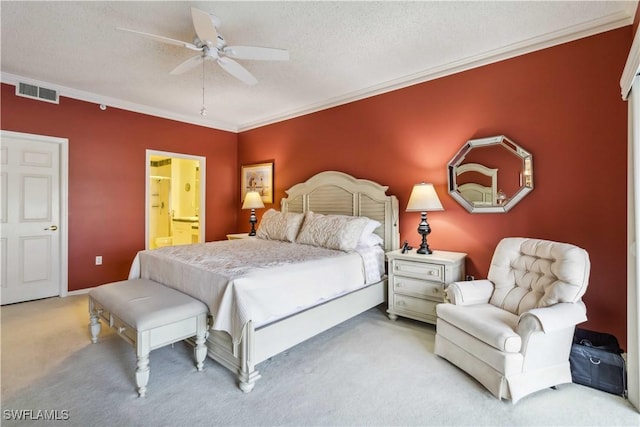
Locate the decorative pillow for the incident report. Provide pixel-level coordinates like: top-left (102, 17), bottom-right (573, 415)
top-left (256, 209), bottom-right (304, 242)
top-left (296, 211), bottom-right (370, 252)
top-left (357, 219), bottom-right (382, 247)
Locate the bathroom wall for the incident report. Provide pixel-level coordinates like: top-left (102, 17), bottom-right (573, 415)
top-left (172, 158), bottom-right (199, 218)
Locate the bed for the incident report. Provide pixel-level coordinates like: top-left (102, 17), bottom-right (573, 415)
top-left (129, 171), bottom-right (400, 392)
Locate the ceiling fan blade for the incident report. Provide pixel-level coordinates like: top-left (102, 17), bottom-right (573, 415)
top-left (117, 27), bottom-right (201, 51)
top-left (223, 46), bottom-right (289, 61)
top-left (170, 55), bottom-right (203, 75)
top-left (216, 57), bottom-right (258, 85)
top-left (191, 7), bottom-right (219, 44)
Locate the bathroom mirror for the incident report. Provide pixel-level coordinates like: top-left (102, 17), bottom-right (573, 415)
top-left (447, 135), bottom-right (533, 213)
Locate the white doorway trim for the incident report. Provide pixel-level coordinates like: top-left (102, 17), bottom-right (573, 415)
top-left (622, 25), bottom-right (640, 409)
top-left (1, 130), bottom-right (69, 298)
top-left (626, 86), bottom-right (640, 411)
top-left (145, 150), bottom-right (206, 249)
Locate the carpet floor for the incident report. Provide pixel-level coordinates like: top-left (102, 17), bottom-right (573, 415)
top-left (1, 295), bottom-right (638, 426)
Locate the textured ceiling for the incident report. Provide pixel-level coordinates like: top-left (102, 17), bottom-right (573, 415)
top-left (1, 1), bottom-right (636, 132)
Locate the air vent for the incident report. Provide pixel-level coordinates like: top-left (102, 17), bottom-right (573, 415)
top-left (16, 82), bottom-right (59, 104)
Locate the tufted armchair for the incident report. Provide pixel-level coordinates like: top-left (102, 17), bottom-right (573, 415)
top-left (434, 237), bottom-right (590, 403)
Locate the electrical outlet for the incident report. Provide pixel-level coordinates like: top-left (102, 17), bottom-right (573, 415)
top-left (95, 256), bottom-right (102, 266)
top-left (465, 275), bottom-right (474, 281)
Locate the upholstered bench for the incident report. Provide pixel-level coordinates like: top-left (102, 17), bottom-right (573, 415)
top-left (88, 278), bottom-right (208, 397)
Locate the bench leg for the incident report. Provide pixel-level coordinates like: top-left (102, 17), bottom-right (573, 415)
top-left (194, 314), bottom-right (208, 371)
top-left (88, 298), bottom-right (101, 344)
top-left (136, 331), bottom-right (151, 397)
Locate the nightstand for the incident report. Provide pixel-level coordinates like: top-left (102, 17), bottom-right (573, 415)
top-left (386, 249), bottom-right (466, 324)
top-left (226, 233), bottom-right (253, 240)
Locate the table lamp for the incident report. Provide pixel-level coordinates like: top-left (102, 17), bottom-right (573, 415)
top-left (242, 191), bottom-right (265, 236)
top-left (406, 183), bottom-right (444, 254)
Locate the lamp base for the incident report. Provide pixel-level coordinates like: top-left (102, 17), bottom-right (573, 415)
top-left (415, 211), bottom-right (433, 255)
top-left (416, 242), bottom-right (433, 255)
top-left (249, 209), bottom-right (257, 236)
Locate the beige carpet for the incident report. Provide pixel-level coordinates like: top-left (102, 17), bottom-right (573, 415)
top-left (1, 295), bottom-right (638, 426)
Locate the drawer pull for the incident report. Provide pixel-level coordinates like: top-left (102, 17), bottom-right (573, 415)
top-left (117, 326), bottom-right (126, 333)
top-left (397, 300), bottom-right (405, 306)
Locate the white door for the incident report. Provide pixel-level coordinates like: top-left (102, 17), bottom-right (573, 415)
top-left (1, 132), bottom-right (63, 304)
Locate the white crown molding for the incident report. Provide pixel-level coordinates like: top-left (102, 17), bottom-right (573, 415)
top-left (621, 27), bottom-right (640, 100)
top-left (1, 73), bottom-right (239, 133)
top-left (239, 10), bottom-right (633, 131)
top-left (621, 1), bottom-right (640, 100)
top-left (2, 10), bottom-right (632, 134)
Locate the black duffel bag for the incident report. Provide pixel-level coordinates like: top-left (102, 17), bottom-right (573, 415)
top-left (569, 328), bottom-right (627, 397)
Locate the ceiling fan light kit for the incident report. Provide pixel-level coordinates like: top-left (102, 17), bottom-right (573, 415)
top-left (118, 7), bottom-right (289, 114)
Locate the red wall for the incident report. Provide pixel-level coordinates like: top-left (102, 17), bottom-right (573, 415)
top-left (1, 84), bottom-right (238, 291)
top-left (238, 28), bottom-right (632, 345)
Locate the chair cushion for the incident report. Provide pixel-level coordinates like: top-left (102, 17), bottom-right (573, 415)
top-left (436, 303), bottom-right (521, 353)
top-left (89, 279), bottom-right (208, 331)
top-left (487, 238), bottom-right (590, 314)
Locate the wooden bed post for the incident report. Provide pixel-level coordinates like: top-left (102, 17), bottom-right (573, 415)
top-left (238, 321), bottom-right (260, 393)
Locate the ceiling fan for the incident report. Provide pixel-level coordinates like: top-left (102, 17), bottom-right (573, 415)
top-left (118, 7), bottom-right (289, 85)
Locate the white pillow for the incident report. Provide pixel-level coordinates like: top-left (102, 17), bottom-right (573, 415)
top-left (358, 233), bottom-right (384, 248)
top-left (296, 211), bottom-right (369, 252)
top-left (357, 219), bottom-right (381, 247)
top-left (256, 209), bottom-right (304, 242)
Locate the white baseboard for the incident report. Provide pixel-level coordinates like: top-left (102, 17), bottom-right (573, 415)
top-left (66, 288), bottom-right (91, 297)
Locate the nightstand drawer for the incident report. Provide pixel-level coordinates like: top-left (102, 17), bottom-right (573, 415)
top-left (392, 294), bottom-right (438, 319)
top-left (392, 275), bottom-right (443, 300)
top-left (393, 259), bottom-right (444, 282)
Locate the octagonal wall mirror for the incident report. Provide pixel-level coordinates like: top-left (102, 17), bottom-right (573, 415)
top-left (447, 135), bottom-right (533, 213)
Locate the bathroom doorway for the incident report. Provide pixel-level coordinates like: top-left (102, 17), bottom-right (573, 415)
top-left (146, 150), bottom-right (206, 249)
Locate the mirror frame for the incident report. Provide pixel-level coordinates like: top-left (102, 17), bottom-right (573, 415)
top-left (447, 135), bottom-right (533, 213)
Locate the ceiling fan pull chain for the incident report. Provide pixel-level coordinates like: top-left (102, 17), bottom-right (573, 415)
top-left (200, 57), bottom-right (207, 117)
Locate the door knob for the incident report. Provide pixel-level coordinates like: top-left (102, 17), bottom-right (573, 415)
top-left (45, 225), bottom-right (58, 231)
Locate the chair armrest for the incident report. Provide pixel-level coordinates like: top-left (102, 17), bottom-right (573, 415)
top-left (516, 302), bottom-right (587, 367)
top-left (518, 301), bottom-right (587, 333)
top-left (445, 279), bottom-right (494, 306)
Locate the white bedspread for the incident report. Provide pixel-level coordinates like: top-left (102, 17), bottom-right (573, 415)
top-left (128, 239), bottom-right (384, 343)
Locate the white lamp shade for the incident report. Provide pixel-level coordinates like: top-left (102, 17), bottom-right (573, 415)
top-left (406, 183), bottom-right (444, 212)
top-left (242, 191), bottom-right (265, 209)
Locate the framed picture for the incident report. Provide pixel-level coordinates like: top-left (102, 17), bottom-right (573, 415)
top-left (241, 161), bottom-right (274, 204)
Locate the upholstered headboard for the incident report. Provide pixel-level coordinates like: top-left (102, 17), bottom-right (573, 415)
top-left (281, 171), bottom-right (400, 251)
